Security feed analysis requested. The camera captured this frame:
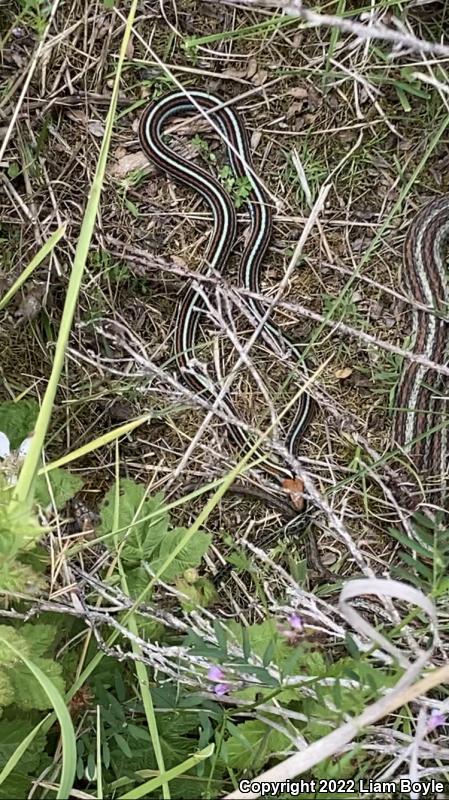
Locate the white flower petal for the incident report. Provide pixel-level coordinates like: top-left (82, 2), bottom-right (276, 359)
top-left (0, 432), bottom-right (11, 459)
top-left (18, 435), bottom-right (33, 459)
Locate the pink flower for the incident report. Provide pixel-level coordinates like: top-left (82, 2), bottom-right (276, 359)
top-left (288, 613), bottom-right (304, 631)
top-left (214, 682), bottom-right (230, 696)
top-left (279, 613), bottom-right (305, 645)
top-left (427, 709), bottom-right (446, 732)
top-left (207, 666), bottom-right (225, 682)
top-left (207, 666), bottom-right (231, 696)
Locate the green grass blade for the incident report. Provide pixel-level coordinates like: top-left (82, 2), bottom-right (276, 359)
top-left (0, 717), bottom-right (47, 787)
top-left (112, 446), bottom-right (169, 799)
top-left (183, 16), bottom-right (297, 47)
top-left (0, 637), bottom-right (76, 799)
top-left (96, 705), bottom-right (103, 800)
top-left (0, 224), bottom-right (67, 312)
top-left (13, 0), bottom-right (140, 506)
top-left (119, 744), bottom-right (214, 799)
top-left (117, 584), bottom-right (170, 799)
top-left (324, 0), bottom-right (345, 75)
top-left (39, 413), bottom-right (152, 474)
top-left (389, 527), bottom-right (433, 558)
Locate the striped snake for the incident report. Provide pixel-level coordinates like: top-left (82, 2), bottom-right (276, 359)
top-left (139, 90), bottom-right (449, 511)
top-left (139, 90), bottom-right (312, 502)
top-left (393, 196), bottom-right (449, 504)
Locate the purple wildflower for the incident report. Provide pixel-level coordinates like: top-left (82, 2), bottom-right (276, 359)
top-left (207, 665), bottom-right (231, 696)
top-left (214, 682), bottom-right (231, 697)
top-left (207, 666), bottom-right (225, 682)
top-left (279, 613), bottom-right (305, 645)
top-left (427, 709), bottom-right (446, 732)
top-left (288, 613), bottom-right (304, 631)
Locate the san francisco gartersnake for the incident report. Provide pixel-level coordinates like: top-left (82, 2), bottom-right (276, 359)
top-left (139, 90), bottom-right (313, 501)
top-left (393, 196), bottom-right (449, 505)
top-left (139, 90), bottom-right (449, 515)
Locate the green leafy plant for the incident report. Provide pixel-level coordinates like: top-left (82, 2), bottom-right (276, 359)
top-left (182, 614), bottom-right (397, 781)
top-left (15, 0), bottom-right (51, 35)
top-left (71, 670), bottom-right (222, 799)
top-left (0, 627), bottom-right (76, 798)
top-left (192, 134), bottom-right (217, 164)
top-left (0, 399), bottom-right (39, 451)
top-left (0, 482), bottom-right (47, 593)
top-left (323, 290), bottom-right (364, 329)
top-left (0, 459), bottom-right (82, 593)
top-left (0, 624), bottom-right (64, 713)
top-left (218, 165), bottom-right (252, 209)
top-left (175, 568), bottom-right (218, 610)
top-left (0, 719), bottom-right (50, 799)
top-left (34, 467), bottom-right (83, 510)
top-left (390, 511), bottom-right (449, 597)
top-left (192, 137), bottom-right (252, 208)
top-left (223, 720), bottom-right (290, 771)
top-left (369, 350), bottom-right (404, 407)
top-left (99, 479), bottom-right (211, 583)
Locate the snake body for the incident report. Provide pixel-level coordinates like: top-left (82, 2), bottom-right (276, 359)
top-left (393, 196), bottom-right (449, 502)
top-left (139, 90), bottom-right (449, 510)
top-left (139, 90), bottom-right (312, 486)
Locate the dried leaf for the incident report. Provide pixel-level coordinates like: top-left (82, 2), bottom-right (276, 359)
top-left (88, 120), bottom-right (105, 138)
top-left (282, 477), bottom-right (305, 511)
top-left (335, 367), bottom-right (353, 380)
top-left (287, 86), bottom-right (308, 99)
top-left (221, 66), bottom-right (247, 80)
top-left (250, 131), bottom-right (262, 150)
top-left (287, 101), bottom-right (306, 119)
top-left (246, 57), bottom-right (258, 79)
top-left (66, 109), bottom-right (88, 124)
top-left (109, 151), bottom-right (149, 178)
top-left (252, 68), bottom-right (268, 87)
